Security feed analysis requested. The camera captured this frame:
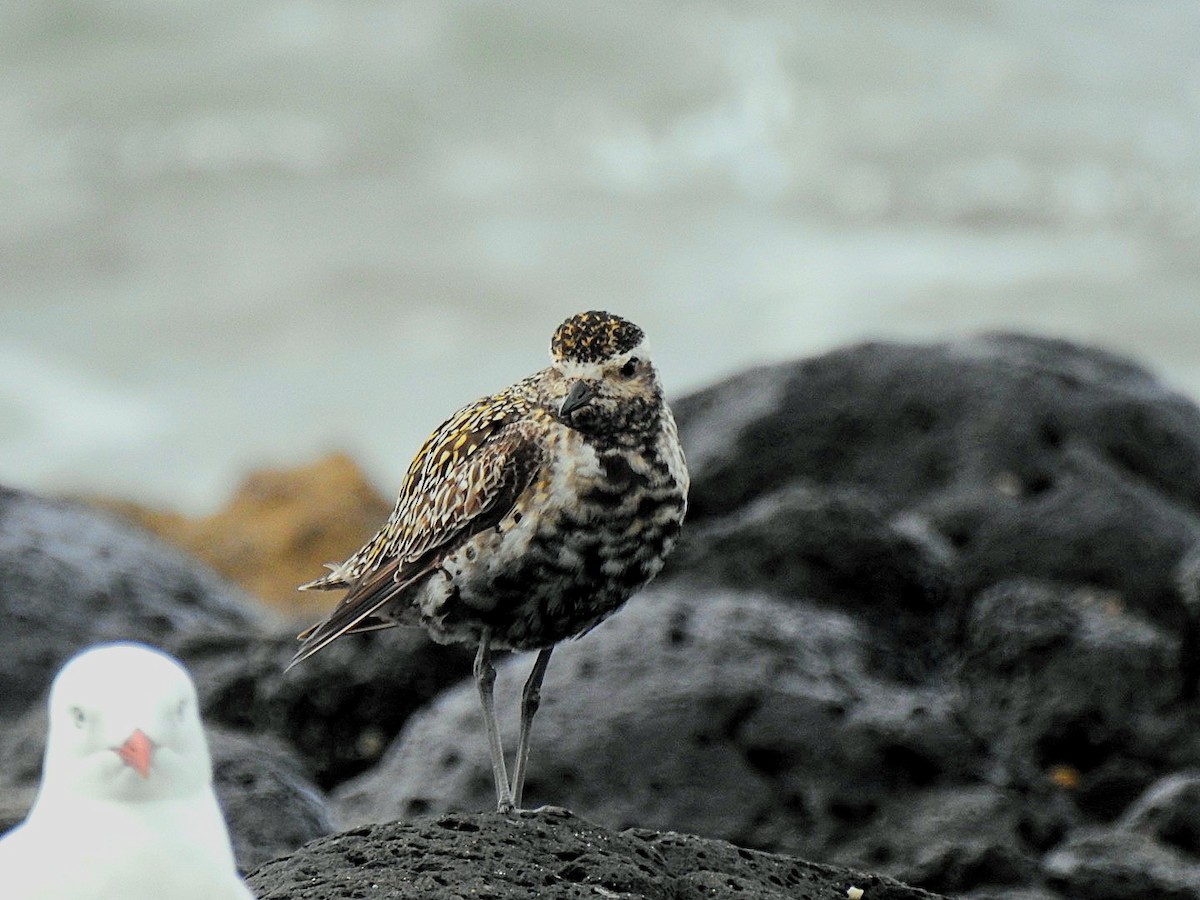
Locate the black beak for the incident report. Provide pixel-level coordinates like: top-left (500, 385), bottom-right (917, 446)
top-left (559, 381), bottom-right (595, 418)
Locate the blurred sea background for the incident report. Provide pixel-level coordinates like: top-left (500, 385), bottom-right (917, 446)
top-left (1, 0), bottom-right (1198, 513)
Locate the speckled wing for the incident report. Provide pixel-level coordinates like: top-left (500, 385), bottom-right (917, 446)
top-left (290, 391), bottom-right (543, 665)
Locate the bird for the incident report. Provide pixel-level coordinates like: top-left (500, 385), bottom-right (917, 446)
top-left (289, 310), bottom-right (689, 811)
top-left (0, 642), bottom-right (255, 900)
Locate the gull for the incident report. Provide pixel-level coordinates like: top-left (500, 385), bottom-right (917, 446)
top-left (0, 642), bottom-right (255, 899)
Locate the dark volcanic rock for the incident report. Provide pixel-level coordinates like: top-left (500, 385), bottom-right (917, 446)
top-left (247, 807), bottom-right (948, 900)
top-left (331, 586), bottom-right (975, 861)
top-left (831, 785), bottom-right (1050, 893)
top-left (1120, 771), bottom-right (1200, 856)
top-left (209, 728), bottom-right (335, 873)
top-left (0, 482), bottom-right (475, 868)
top-left (1042, 828), bottom-right (1200, 900)
top-left (670, 484), bottom-right (961, 678)
top-left (175, 626), bottom-right (475, 790)
top-left (10, 334), bottom-right (1200, 898)
top-left (675, 334), bottom-right (1200, 525)
top-left (325, 334), bottom-right (1200, 897)
top-left (963, 888), bottom-right (1065, 900)
top-left (960, 579), bottom-right (1184, 793)
top-left (0, 481), bottom-right (473, 792)
top-left (672, 334), bottom-right (1200, 638)
top-left (0, 485), bottom-right (340, 870)
top-left (0, 487), bottom-right (263, 717)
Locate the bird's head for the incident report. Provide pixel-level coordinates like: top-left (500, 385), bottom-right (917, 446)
top-left (41, 643), bottom-right (212, 804)
top-left (546, 310), bottom-right (663, 439)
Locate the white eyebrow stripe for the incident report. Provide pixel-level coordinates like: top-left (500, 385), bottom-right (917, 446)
top-left (555, 339), bottom-right (652, 376)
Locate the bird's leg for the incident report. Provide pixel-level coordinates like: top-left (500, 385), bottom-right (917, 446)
top-left (510, 646), bottom-right (554, 809)
top-left (474, 630), bottom-right (514, 811)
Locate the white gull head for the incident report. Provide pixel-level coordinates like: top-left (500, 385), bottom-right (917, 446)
top-left (41, 642), bottom-right (211, 803)
top-left (0, 642), bottom-right (255, 899)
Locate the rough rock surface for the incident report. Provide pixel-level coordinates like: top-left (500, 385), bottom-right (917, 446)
top-left (247, 806), bottom-right (947, 900)
top-left (177, 626), bottom-right (474, 789)
top-left (0, 487), bottom-right (262, 717)
top-left (332, 335), bottom-right (1200, 898)
top-left (958, 579), bottom-right (1187, 804)
top-left (8, 333), bottom-right (1200, 898)
top-left (668, 484), bottom-right (961, 678)
top-left (1120, 771), bottom-right (1200, 854)
top-left (209, 728), bottom-right (336, 872)
top-left (672, 334), bottom-right (1200, 664)
top-left (331, 585), bottom-right (974, 860)
top-left (674, 334), bottom-right (1200, 528)
top-left (1042, 828), bottom-right (1200, 899)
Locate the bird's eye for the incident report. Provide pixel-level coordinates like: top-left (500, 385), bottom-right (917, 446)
top-left (175, 699), bottom-right (188, 720)
top-left (69, 706), bottom-right (86, 728)
top-left (619, 358), bottom-right (639, 378)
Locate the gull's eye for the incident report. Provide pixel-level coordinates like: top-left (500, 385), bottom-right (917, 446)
top-left (175, 699), bottom-right (188, 720)
top-left (619, 358), bottom-right (639, 378)
top-left (69, 706), bottom-right (87, 729)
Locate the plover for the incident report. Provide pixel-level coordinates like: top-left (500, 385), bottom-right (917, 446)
top-left (290, 310), bottom-right (689, 810)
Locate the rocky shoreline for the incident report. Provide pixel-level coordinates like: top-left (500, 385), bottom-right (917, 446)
top-left (246, 806), bottom-right (945, 900)
top-left (3, 333), bottom-right (1200, 898)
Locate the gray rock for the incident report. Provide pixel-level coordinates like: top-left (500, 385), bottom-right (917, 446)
top-left (1043, 827), bottom-right (1200, 900)
top-left (246, 806), bottom-right (949, 900)
top-left (672, 334), bottom-right (1200, 640)
top-left (1120, 770), bottom-right (1200, 856)
top-left (962, 888), bottom-right (1065, 900)
top-left (331, 586), bottom-right (975, 862)
top-left (959, 579), bottom-right (1184, 792)
top-left (209, 728), bottom-right (335, 873)
top-left (669, 484), bottom-right (961, 678)
top-left (0, 487), bottom-right (263, 717)
top-left (11, 334), bottom-right (1200, 899)
top-left (174, 626), bottom-right (475, 790)
top-left (0, 784), bottom-right (35, 838)
top-left (831, 785), bottom-right (1047, 894)
top-left (675, 334), bottom-right (1200, 523)
top-left (0, 483), bottom-right (477, 868)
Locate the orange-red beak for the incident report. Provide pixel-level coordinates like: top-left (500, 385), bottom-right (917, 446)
top-left (115, 729), bottom-right (154, 779)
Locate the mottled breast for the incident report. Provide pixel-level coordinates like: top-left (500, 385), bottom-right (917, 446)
top-left (423, 416), bottom-right (688, 650)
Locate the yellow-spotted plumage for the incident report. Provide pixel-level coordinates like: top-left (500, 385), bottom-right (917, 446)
top-left (290, 311), bottom-right (688, 810)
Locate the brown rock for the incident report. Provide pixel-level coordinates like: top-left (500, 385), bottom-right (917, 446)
top-left (92, 453), bottom-right (391, 616)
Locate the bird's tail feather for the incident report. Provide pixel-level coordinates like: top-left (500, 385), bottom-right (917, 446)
top-left (288, 606), bottom-right (397, 669)
top-left (297, 562), bottom-right (351, 592)
top-left (288, 563), bottom-right (426, 670)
